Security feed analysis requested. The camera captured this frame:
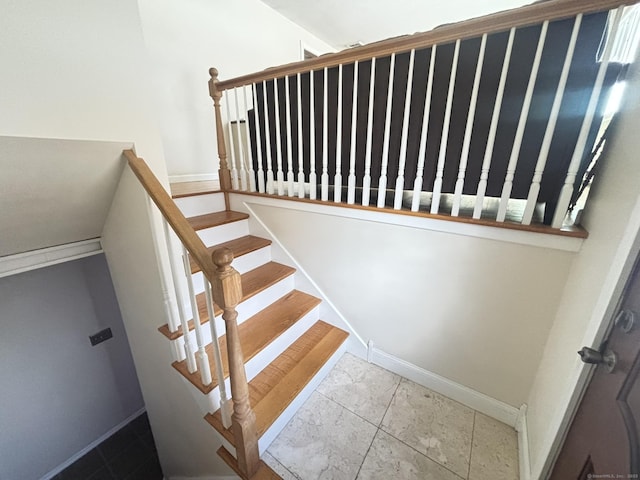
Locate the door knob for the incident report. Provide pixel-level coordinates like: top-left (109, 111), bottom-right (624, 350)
top-left (578, 347), bottom-right (617, 373)
top-left (614, 309), bottom-right (636, 333)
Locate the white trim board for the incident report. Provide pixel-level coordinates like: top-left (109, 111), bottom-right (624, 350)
top-left (168, 173), bottom-right (218, 183)
top-left (367, 343), bottom-right (521, 427)
top-left (40, 407), bottom-right (146, 480)
top-left (0, 238), bottom-right (103, 278)
top-left (230, 193), bottom-right (584, 252)
top-left (517, 404), bottom-right (532, 480)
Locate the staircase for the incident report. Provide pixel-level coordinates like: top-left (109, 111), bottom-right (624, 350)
top-left (159, 181), bottom-right (350, 478)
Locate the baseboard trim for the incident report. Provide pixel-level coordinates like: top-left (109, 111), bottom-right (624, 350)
top-left (368, 344), bottom-right (520, 427)
top-left (41, 407), bottom-right (146, 480)
top-left (168, 173), bottom-right (218, 183)
top-left (168, 477), bottom-right (238, 480)
top-left (517, 404), bottom-right (532, 480)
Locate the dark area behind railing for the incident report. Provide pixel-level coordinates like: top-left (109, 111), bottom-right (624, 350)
top-left (247, 10), bottom-right (620, 225)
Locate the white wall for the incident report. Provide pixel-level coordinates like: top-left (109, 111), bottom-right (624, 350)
top-left (0, 0), bottom-right (165, 172)
top-left (526, 59), bottom-right (640, 478)
top-left (0, 256), bottom-right (144, 480)
top-left (102, 169), bottom-right (234, 478)
top-left (244, 203), bottom-right (575, 407)
top-left (0, 1), bottom-right (230, 477)
top-left (137, 0), bottom-right (333, 178)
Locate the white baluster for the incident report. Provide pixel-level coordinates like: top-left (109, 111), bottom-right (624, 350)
top-left (377, 53), bottom-right (397, 208)
top-left (309, 70), bottom-right (317, 199)
top-left (412, 46), bottom-right (437, 212)
top-left (262, 80), bottom-right (275, 194)
top-left (182, 246), bottom-right (212, 386)
top-left (362, 58), bottom-right (376, 206)
top-left (496, 22), bottom-right (549, 222)
top-left (523, 15), bottom-right (582, 225)
top-left (242, 85), bottom-right (257, 192)
top-left (551, 8), bottom-right (623, 228)
top-left (473, 27), bottom-right (516, 219)
top-left (452, 35), bottom-right (487, 216)
top-left (394, 49), bottom-right (416, 210)
top-left (224, 98), bottom-right (239, 190)
top-left (233, 88), bottom-right (248, 191)
top-left (321, 67), bottom-right (330, 201)
top-left (146, 200), bottom-right (179, 335)
top-left (431, 40), bottom-right (461, 214)
top-left (273, 78), bottom-right (285, 195)
top-left (347, 62), bottom-right (359, 204)
top-left (162, 220), bottom-right (195, 370)
top-left (284, 76), bottom-right (295, 197)
top-left (204, 281), bottom-right (232, 428)
top-left (297, 72), bottom-right (305, 198)
top-left (252, 84), bottom-right (265, 193)
top-left (335, 64), bottom-right (344, 203)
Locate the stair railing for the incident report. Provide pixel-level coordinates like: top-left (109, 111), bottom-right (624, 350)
top-left (124, 149), bottom-right (260, 478)
top-left (209, 0), bottom-right (638, 232)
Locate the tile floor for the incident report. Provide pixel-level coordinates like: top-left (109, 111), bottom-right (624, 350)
top-left (265, 353), bottom-right (519, 480)
top-left (51, 412), bottom-right (163, 480)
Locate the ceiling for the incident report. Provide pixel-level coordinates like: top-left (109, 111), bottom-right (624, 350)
top-left (262, 0), bottom-right (534, 49)
top-left (0, 137), bottom-right (130, 257)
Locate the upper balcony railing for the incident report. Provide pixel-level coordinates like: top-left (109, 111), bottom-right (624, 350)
top-left (209, 0), bottom-right (639, 233)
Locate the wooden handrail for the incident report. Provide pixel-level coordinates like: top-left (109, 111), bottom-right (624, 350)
top-left (215, 0), bottom-right (638, 91)
top-left (124, 149), bottom-right (216, 278)
top-left (126, 150), bottom-right (260, 477)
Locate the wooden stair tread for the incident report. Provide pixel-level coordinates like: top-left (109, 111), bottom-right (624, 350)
top-left (217, 446), bottom-right (281, 480)
top-left (187, 211), bottom-right (248, 231)
top-left (204, 321), bottom-right (349, 445)
top-left (190, 235), bottom-right (272, 274)
top-left (172, 290), bottom-right (321, 394)
top-left (158, 262), bottom-right (296, 340)
top-left (170, 180), bottom-right (221, 198)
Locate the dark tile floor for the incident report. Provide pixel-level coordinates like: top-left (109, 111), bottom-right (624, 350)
top-left (52, 412), bottom-right (163, 480)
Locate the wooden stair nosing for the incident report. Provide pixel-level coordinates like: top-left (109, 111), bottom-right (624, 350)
top-left (171, 290), bottom-right (321, 394)
top-left (190, 235), bottom-right (272, 274)
top-left (158, 261), bottom-right (296, 340)
top-left (204, 320), bottom-right (349, 446)
top-left (187, 210), bottom-right (248, 231)
top-left (217, 446), bottom-right (281, 480)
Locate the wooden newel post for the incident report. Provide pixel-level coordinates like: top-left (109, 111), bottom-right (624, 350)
top-left (211, 247), bottom-right (260, 478)
top-left (209, 68), bottom-right (232, 191)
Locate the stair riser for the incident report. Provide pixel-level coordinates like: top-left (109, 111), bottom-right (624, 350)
top-left (174, 193), bottom-right (226, 217)
top-left (243, 306), bottom-right (320, 384)
top-left (197, 220), bottom-right (249, 246)
top-left (179, 275), bottom-right (296, 346)
top-left (190, 246), bottom-right (272, 293)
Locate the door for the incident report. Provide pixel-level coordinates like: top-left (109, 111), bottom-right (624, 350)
top-left (551, 256), bottom-right (640, 479)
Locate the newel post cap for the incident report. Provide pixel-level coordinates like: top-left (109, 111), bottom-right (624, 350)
top-left (211, 247), bottom-right (242, 308)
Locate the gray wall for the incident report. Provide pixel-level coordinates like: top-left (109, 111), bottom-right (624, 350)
top-left (0, 254), bottom-right (144, 480)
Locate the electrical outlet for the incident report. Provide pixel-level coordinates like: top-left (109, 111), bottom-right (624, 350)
top-left (89, 328), bottom-right (113, 346)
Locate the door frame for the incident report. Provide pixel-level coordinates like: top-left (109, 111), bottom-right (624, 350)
top-left (540, 195), bottom-right (640, 479)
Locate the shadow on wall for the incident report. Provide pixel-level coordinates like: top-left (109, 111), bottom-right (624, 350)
top-left (0, 254), bottom-right (145, 480)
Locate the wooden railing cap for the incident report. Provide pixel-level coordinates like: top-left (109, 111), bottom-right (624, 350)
top-left (213, 0), bottom-right (639, 91)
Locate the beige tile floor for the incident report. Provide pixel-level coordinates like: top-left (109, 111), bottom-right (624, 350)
top-left (265, 353), bottom-right (519, 480)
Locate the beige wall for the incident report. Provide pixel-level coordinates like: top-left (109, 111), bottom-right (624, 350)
top-left (245, 203), bottom-right (574, 407)
top-left (0, 0), bottom-right (164, 168)
top-left (526, 57), bottom-right (640, 478)
top-left (137, 0), bottom-right (334, 178)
